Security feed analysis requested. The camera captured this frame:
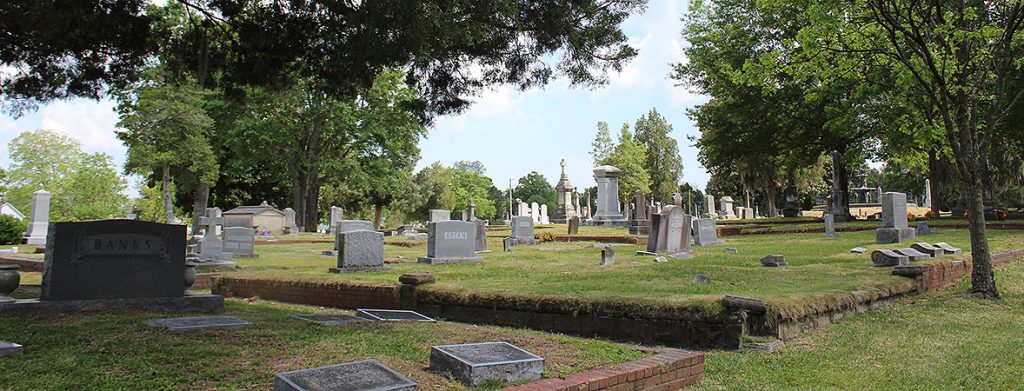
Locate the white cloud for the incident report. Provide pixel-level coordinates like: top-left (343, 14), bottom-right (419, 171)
top-left (38, 99), bottom-right (124, 156)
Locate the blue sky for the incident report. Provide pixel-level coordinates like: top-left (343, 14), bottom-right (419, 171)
top-left (0, 0), bottom-right (709, 195)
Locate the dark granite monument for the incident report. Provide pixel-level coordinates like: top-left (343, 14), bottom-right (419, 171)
top-left (510, 216), bottom-right (535, 245)
top-left (429, 342), bottom-right (544, 386)
top-left (274, 359), bottom-right (417, 391)
top-left (330, 230), bottom-right (387, 273)
top-left (0, 220), bottom-right (223, 315)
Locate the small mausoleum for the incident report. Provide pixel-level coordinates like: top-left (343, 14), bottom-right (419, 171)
top-left (223, 201), bottom-right (286, 234)
top-left (0, 200), bottom-right (25, 220)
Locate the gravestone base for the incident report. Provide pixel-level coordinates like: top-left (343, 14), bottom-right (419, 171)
top-left (417, 256), bottom-right (483, 265)
top-left (328, 266), bottom-right (390, 273)
top-left (584, 218), bottom-right (630, 227)
top-left (274, 360), bottom-right (417, 391)
top-left (875, 227), bottom-right (916, 244)
top-left (429, 342), bottom-right (544, 387)
top-left (0, 341), bottom-right (23, 357)
top-left (0, 294), bottom-right (224, 315)
top-left (628, 224), bottom-right (650, 236)
top-left (192, 261), bottom-right (238, 271)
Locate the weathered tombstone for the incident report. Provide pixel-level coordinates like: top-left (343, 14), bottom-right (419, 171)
top-left (474, 220), bottom-right (488, 253)
top-left (567, 215), bottom-right (580, 235)
top-left (429, 342), bottom-right (543, 387)
top-left (23, 190), bottom-right (50, 246)
top-left (894, 247), bottom-right (930, 261)
top-left (467, 199), bottom-right (477, 221)
top-left (719, 197), bottom-right (737, 219)
top-left (638, 208), bottom-right (662, 255)
top-left (693, 218), bottom-right (724, 246)
top-left (628, 191), bottom-right (650, 235)
top-left (934, 242), bottom-right (962, 254)
top-left (196, 207), bottom-right (230, 261)
top-left (0, 341), bottom-right (23, 357)
top-left (429, 209), bottom-right (451, 222)
top-left (924, 178), bottom-right (932, 208)
top-left (601, 245), bottom-right (615, 265)
top-left (654, 205), bottom-right (679, 253)
top-left (223, 226), bottom-right (256, 258)
top-left (824, 214), bottom-right (837, 237)
top-left (274, 359), bottom-right (417, 391)
top-left (910, 242), bottom-right (944, 257)
top-left (502, 237), bottom-right (513, 251)
top-left (331, 230), bottom-right (387, 273)
top-left (291, 314), bottom-right (366, 325)
top-left (590, 165), bottom-right (628, 226)
top-left (540, 204), bottom-right (550, 224)
top-left (871, 249), bottom-right (909, 267)
top-left (660, 207), bottom-right (691, 254)
top-left (705, 194), bottom-right (717, 218)
top-left (761, 255), bottom-right (788, 267)
top-left (328, 206), bottom-right (343, 232)
top-left (418, 221), bottom-right (483, 264)
top-left (876, 192), bottom-right (915, 244)
top-left (510, 216), bottom-right (535, 245)
top-left (282, 208), bottom-right (297, 234)
top-left (148, 315), bottom-right (250, 330)
top-left (917, 221), bottom-right (932, 235)
top-left (530, 202), bottom-right (540, 223)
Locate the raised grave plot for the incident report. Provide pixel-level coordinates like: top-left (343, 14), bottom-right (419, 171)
top-left (430, 342), bottom-right (544, 386)
top-left (291, 314), bottom-right (366, 326)
top-left (356, 309), bottom-right (434, 322)
top-left (147, 315), bottom-right (251, 330)
top-left (274, 359), bottom-right (416, 391)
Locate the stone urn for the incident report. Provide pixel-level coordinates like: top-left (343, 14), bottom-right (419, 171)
top-left (0, 264), bottom-right (21, 303)
top-left (184, 263), bottom-right (197, 293)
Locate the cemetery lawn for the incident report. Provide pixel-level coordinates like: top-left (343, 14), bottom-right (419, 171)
top-left (228, 227), bottom-right (1024, 313)
top-left (0, 298), bottom-right (646, 390)
top-left (696, 256), bottom-right (1024, 390)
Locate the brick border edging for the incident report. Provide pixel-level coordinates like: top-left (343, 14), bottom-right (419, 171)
top-left (212, 276), bottom-right (401, 309)
top-left (504, 349), bottom-right (703, 391)
top-left (552, 235), bottom-right (641, 244)
top-left (893, 248), bottom-right (1024, 292)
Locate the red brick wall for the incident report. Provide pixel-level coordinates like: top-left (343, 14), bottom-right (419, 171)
top-left (914, 248), bottom-right (1024, 292)
top-left (212, 277), bottom-right (400, 309)
top-left (505, 349), bottom-right (703, 391)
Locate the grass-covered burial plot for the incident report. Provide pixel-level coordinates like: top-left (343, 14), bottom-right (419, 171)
top-left (0, 299), bottom-right (645, 389)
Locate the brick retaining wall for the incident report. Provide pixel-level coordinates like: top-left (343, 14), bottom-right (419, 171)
top-left (0, 257), bottom-right (43, 272)
top-left (896, 248), bottom-right (1024, 292)
top-left (505, 349), bottom-right (703, 391)
top-left (212, 277), bottom-right (400, 309)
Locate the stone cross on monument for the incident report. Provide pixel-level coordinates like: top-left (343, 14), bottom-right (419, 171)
top-left (196, 207), bottom-right (226, 259)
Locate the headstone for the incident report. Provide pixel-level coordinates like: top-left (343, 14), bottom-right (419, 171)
top-left (638, 208), bottom-right (662, 255)
top-left (894, 247), bottom-right (930, 261)
top-left (917, 221), bottom-right (932, 235)
top-left (23, 190), bottom-right (51, 246)
top-left (338, 220), bottom-right (374, 233)
top-left (871, 249), bottom-right (908, 267)
top-left (590, 165), bottom-right (628, 225)
top-left (850, 247), bottom-right (868, 254)
top-left (328, 206), bottom-right (343, 232)
top-left (553, 159), bottom-right (579, 224)
top-left (291, 314), bottom-right (366, 325)
top-left (417, 221), bottom-right (483, 264)
top-left (693, 218), bottom-right (724, 246)
top-left (356, 309), bottom-right (435, 322)
top-left (196, 207), bottom-right (229, 261)
top-left (654, 205), bottom-right (678, 253)
top-left (274, 359), bottom-right (417, 391)
top-left (396, 225), bottom-right (416, 236)
top-left (761, 255), bottom-right (788, 267)
top-left (474, 220), bottom-right (488, 253)
top-left (659, 206), bottom-right (691, 254)
top-left (705, 194), bottom-right (717, 218)
top-left (718, 196), bottom-right (736, 219)
top-left (628, 191), bottom-right (650, 235)
top-left (429, 342), bottom-right (544, 387)
top-left (601, 245), bottom-right (615, 265)
top-left (672, 192), bottom-right (683, 206)
top-left (934, 242), bottom-right (962, 255)
top-left (824, 214), bottom-right (837, 237)
top-left (41, 220), bottom-right (187, 300)
top-left (510, 216), bottom-right (535, 245)
top-left (467, 199), bottom-right (477, 221)
top-left (910, 242), bottom-right (944, 257)
top-left (0, 341), bottom-right (24, 357)
top-left (502, 237), bottom-right (513, 251)
top-left (876, 192), bottom-right (915, 244)
top-left (147, 315), bottom-right (250, 330)
top-left (429, 209), bottom-right (451, 222)
top-left (924, 178), bottom-right (932, 208)
top-left (782, 182), bottom-right (800, 217)
top-left (567, 215), bottom-right (580, 235)
top-left (331, 230), bottom-right (386, 273)
top-left (539, 204), bottom-right (549, 224)
top-left (223, 226), bottom-right (256, 258)
top-left (530, 202), bottom-right (540, 223)
top-left (283, 208), bottom-right (297, 232)
top-left (461, 210), bottom-right (469, 221)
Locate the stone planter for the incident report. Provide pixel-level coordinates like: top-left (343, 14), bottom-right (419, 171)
top-left (0, 264), bottom-right (20, 303)
top-left (184, 263), bottom-right (197, 293)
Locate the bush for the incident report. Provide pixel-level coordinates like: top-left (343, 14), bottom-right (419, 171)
top-left (0, 215), bottom-right (27, 245)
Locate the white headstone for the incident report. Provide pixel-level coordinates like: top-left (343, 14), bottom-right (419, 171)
top-left (23, 190), bottom-right (51, 246)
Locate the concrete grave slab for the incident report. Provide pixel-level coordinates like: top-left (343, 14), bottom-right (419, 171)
top-left (148, 315), bottom-right (250, 330)
top-left (871, 250), bottom-right (909, 267)
top-left (291, 314), bottom-right (367, 326)
top-left (894, 248), bottom-right (931, 261)
top-left (911, 242), bottom-right (945, 257)
top-left (355, 309), bottom-right (434, 322)
top-left (274, 359), bottom-right (417, 391)
top-left (429, 342), bottom-right (544, 386)
top-left (934, 242), bottom-right (962, 255)
top-left (850, 247), bottom-right (868, 254)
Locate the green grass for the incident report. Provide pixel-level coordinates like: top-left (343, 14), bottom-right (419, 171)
top-left (0, 299), bottom-right (645, 390)
top-left (697, 257), bottom-right (1024, 390)
top-left (224, 227), bottom-right (1024, 312)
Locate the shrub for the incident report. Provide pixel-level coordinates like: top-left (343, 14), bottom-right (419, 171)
top-left (0, 215), bottom-right (27, 245)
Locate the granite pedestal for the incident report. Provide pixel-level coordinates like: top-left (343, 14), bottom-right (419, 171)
top-left (429, 342), bottom-right (544, 387)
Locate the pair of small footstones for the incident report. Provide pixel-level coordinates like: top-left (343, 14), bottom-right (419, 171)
top-left (868, 242), bottom-right (961, 267)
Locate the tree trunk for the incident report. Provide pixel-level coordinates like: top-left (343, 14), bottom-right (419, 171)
top-left (927, 150), bottom-right (942, 217)
top-left (374, 203), bottom-right (384, 229)
top-left (965, 173), bottom-right (999, 299)
top-left (191, 183), bottom-right (209, 235)
top-left (162, 164), bottom-right (175, 224)
top-left (766, 180), bottom-right (777, 217)
top-left (827, 150), bottom-right (851, 221)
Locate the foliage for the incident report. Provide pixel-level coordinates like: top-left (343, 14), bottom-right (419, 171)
top-left (133, 180), bottom-right (178, 223)
top-left (514, 172), bottom-right (557, 214)
top-left (599, 124), bottom-right (650, 200)
top-left (4, 130), bottom-right (128, 222)
top-left (411, 162), bottom-right (456, 221)
top-left (590, 121), bottom-right (615, 164)
top-left (452, 161), bottom-right (497, 221)
top-left (0, 214), bottom-right (26, 245)
top-left (633, 108), bottom-right (682, 203)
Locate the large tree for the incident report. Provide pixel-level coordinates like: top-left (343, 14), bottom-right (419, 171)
top-left (600, 124), bottom-right (651, 200)
top-left (633, 108), bottom-right (683, 203)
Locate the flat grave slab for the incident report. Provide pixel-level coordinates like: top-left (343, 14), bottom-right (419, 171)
top-left (429, 342), bottom-right (544, 386)
top-left (355, 309), bottom-right (434, 322)
top-left (274, 359), bottom-right (417, 391)
top-left (292, 314), bottom-right (367, 326)
top-left (0, 341), bottom-right (23, 357)
top-left (935, 242), bottom-right (962, 255)
top-left (895, 247), bottom-right (932, 261)
top-left (911, 242), bottom-right (945, 257)
top-left (148, 315), bottom-right (251, 330)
